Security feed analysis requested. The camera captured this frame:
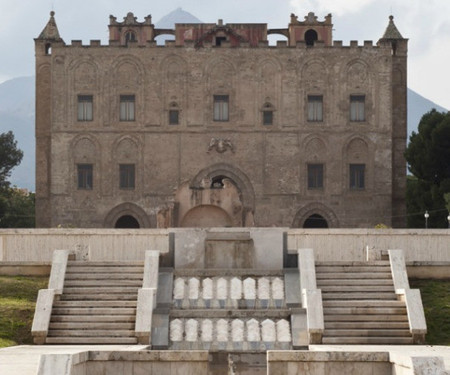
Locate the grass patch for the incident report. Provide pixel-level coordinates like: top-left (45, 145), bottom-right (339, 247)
top-left (410, 279), bottom-right (450, 345)
top-left (0, 276), bottom-right (48, 348)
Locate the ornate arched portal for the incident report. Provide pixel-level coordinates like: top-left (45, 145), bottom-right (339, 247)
top-left (176, 163), bottom-right (255, 227)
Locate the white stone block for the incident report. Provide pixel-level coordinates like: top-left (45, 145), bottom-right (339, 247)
top-left (48, 250), bottom-right (70, 293)
top-left (32, 289), bottom-right (55, 339)
top-left (143, 250), bottom-right (159, 289)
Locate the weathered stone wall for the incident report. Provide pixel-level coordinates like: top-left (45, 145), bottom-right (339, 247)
top-left (35, 18), bottom-right (406, 229)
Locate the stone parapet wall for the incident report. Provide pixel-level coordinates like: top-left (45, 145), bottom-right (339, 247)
top-left (287, 229), bottom-right (450, 263)
top-left (0, 229), bottom-right (169, 262)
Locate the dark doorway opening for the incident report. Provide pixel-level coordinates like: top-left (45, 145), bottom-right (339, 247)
top-left (115, 215), bottom-right (140, 228)
top-left (303, 214), bottom-right (328, 228)
top-left (305, 29), bottom-right (318, 46)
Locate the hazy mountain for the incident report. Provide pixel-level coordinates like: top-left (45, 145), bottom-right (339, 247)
top-left (407, 89), bottom-right (447, 141)
top-left (154, 7), bottom-right (203, 45)
top-left (0, 9), bottom-right (447, 190)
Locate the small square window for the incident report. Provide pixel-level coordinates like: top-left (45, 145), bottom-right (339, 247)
top-left (213, 95), bottom-right (229, 122)
top-left (169, 110), bottom-right (179, 125)
top-left (308, 95), bottom-right (323, 122)
top-left (308, 164), bottom-right (324, 189)
top-left (119, 164), bottom-right (135, 189)
top-left (263, 110), bottom-right (273, 125)
top-left (350, 95), bottom-right (365, 122)
top-left (120, 95), bottom-right (135, 121)
top-left (77, 164), bottom-right (93, 190)
top-left (77, 95), bottom-right (93, 121)
top-left (349, 164), bottom-right (365, 189)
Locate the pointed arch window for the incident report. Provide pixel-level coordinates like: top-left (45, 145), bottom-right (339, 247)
top-left (168, 102), bottom-right (180, 125)
top-left (262, 102), bottom-right (274, 125)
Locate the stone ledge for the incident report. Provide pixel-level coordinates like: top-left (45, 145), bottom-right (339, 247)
top-left (267, 350), bottom-right (390, 362)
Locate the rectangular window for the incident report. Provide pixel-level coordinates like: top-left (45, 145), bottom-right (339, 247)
top-left (120, 95), bottom-right (135, 121)
top-left (263, 110), bottom-right (273, 125)
top-left (308, 95), bottom-right (323, 122)
top-left (213, 95), bottom-right (229, 121)
top-left (77, 164), bottom-right (93, 190)
top-left (119, 164), bottom-right (135, 189)
top-left (350, 95), bottom-right (365, 122)
top-left (169, 110), bottom-right (179, 125)
top-left (349, 164), bottom-right (365, 189)
top-left (77, 95), bottom-right (93, 121)
top-left (308, 164), bottom-right (324, 189)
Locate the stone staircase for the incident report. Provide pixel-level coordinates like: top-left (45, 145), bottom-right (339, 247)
top-left (45, 261), bottom-right (143, 344)
top-left (317, 261), bottom-right (413, 345)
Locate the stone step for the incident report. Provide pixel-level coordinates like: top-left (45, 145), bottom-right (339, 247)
top-left (63, 287), bottom-right (139, 294)
top-left (316, 273), bottom-right (392, 279)
top-left (60, 294), bottom-right (138, 301)
top-left (65, 266), bottom-right (144, 273)
top-left (317, 279), bottom-right (393, 286)
top-left (52, 307), bottom-right (136, 315)
top-left (320, 285), bottom-right (394, 292)
top-left (51, 315), bottom-right (135, 323)
top-left (324, 315), bottom-right (408, 322)
top-left (316, 266), bottom-right (391, 273)
top-left (321, 292), bottom-right (397, 300)
top-left (49, 322), bottom-right (135, 330)
top-left (64, 279), bottom-right (143, 287)
top-left (323, 300), bottom-right (404, 308)
top-left (316, 261), bottom-right (390, 267)
top-left (53, 301), bottom-right (137, 308)
top-left (322, 337), bottom-right (413, 345)
top-left (45, 337), bottom-right (138, 345)
top-left (325, 322), bottom-right (410, 329)
top-left (324, 329), bottom-right (411, 337)
top-left (323, 307), bottom-right (406, 315)
top-left (67, 261), bottom-right (143, 266)
top-left (47, 330), bottom-right (135, 337)
top-left (64, 273), bottom-right (143, 280)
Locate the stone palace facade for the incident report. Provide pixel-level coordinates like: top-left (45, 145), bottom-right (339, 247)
top-left (35, 11), bottom-right (407, 228)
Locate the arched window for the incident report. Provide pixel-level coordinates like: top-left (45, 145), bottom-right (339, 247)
top-left (45, 43), bottom-right (52, 55)
top-left (305, 29), bottom-right (318, 46)
top-left (125, 31), bottom-right (137, 45)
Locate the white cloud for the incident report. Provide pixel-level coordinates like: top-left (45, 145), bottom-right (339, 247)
top-left (289, 0), bottom-right (376, 17)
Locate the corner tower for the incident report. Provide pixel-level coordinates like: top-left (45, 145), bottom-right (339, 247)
top-left (378, 16), bottom-right (408, 227)
top-left (35, 12), bottom-right (64, 227)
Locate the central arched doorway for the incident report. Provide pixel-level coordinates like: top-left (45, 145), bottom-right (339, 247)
top-left (303, 214), bottom-right (328, 228)
top-left (115, 215), bottom-right (140, 228)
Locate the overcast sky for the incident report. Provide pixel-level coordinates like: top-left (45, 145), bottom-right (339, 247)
top-left (0, 0), bottom-right (448, 109)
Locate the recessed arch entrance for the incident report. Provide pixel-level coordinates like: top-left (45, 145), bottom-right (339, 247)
top-left (104, 202), bottom-right (151, 228)
top-left (303, 214), bottom-right (329, 228)
top-left (292, 202), bottom-right (339, 228)
top-left (115, 215), bottom-right (140, 228)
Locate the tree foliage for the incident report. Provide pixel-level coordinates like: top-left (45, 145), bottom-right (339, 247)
top-left (405, 109), bottom-right (450, 228)
top-left (0, 131), bottom-right (23, 189)
top-left (0, 188), bottom-right (35, 228)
